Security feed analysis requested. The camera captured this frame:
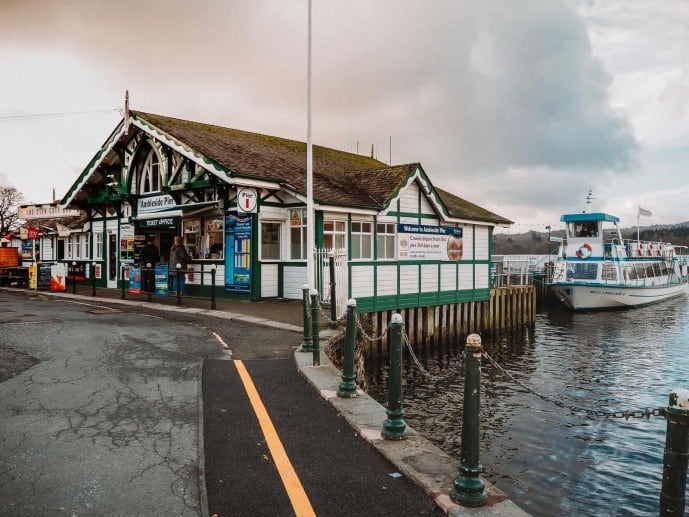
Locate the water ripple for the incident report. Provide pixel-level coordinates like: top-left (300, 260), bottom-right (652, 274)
top-left (366, 297), bottom-right (688, 516)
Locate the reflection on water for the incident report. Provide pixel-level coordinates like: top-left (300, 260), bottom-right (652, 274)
top-left (366, 298), bottom-right (689, 516)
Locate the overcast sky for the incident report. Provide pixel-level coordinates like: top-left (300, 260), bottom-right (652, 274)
top-left (1, 0), bottom-right (687, 233)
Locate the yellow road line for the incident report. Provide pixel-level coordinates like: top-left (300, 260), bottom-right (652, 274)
top-left (233, 360), bottom-right (316, 517)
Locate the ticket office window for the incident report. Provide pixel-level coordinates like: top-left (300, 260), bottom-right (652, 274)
top-left (261, 222), bottom-right (281, 260)
top-left (205, 218), bottom-right (224, 259)
top-left (183, 219), bottom-right (201, 258)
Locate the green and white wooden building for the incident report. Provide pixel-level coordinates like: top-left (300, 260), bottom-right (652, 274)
top-left (61, 106), bottom-right (512, 312)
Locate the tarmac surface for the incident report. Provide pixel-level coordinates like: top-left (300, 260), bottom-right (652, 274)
top-left (1, 285), bottom-right (527, 516)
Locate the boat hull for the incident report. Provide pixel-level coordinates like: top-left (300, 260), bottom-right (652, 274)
top-left (549, 282), bottom-right (689, 310)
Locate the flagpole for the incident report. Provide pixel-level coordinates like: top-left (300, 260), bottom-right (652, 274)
top-left (306, 0), bottom-right (315, 291)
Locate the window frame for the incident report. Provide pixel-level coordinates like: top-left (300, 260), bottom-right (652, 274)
top-left (260, 221), bottom-right (282, 261)
top-left (376, 222), bottom-right (396, 260)
top-left (350, 221), bottom-right (373, 260)
top-left (289, 209), bottom-right (307, 260)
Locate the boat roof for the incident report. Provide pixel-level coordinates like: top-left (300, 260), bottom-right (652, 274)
top-left (560, 212), bottom-right (620, 223)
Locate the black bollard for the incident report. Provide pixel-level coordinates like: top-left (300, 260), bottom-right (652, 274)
top-left (451, 333), bottom-right (487, 507)
top-left (310, 290), bottom-right (320, 366)
top-left (660, 389), bottom-right (689, 516)
top-left (121, 264), bottom-right (126, 299)
top-left (300, 284), bottom-right (313, 351)
top-left (91, 262), bottom-right (96, 296)
top-left (71, 261), bottom-right (77, 294)
top-left (176, 264), bottom-right (182, 305)
top-left (210, 267), bottom-right (217, 310)
top-left (337, 299), bottom-right (358, 398)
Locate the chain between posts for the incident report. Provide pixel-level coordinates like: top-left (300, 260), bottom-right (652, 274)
top-left (401, 327), bottom-right (463, 383)
top-left (482, 351), bottom-right (664, 420)
top-left (355, 313), bottom-right (389, 343)
top-left (317, 301), bottom-right (348, 326)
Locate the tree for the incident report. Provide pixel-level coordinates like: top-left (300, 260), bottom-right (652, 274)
top-left (0, 186), bottom-right (23, 235)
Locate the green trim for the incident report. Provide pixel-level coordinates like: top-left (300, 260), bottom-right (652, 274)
top-left (251, 212), bottom-right (260, 301)
top-left (354, 289), bottom-right (491, 312)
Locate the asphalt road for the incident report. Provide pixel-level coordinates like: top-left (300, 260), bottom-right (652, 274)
top-left (0, 290), bottom-right (295, 516)
top-left (1, 290), bottom-right (439, 516)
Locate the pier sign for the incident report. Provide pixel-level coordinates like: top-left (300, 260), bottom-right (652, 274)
top-left (397, 224), bottom-right (464, 261)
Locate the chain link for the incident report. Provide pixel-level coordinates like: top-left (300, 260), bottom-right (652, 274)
top-left (316, 301), bottom-right (348, 325)
top-left (355, 313), bottom-right (388, 343)
top-left (482, 351), bottom-right (664, 420)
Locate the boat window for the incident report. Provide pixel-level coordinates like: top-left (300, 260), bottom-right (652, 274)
top-left (602, 263), bottom-right (617, 282)
top-left (570, 263), bottom-right (598, 280)
top-left (574, 222), bottom-right (598, 238)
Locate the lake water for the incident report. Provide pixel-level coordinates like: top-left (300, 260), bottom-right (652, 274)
top-left (365, 297), bottom-right (689, 516)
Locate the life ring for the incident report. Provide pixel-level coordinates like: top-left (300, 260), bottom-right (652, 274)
top-left (637, 244), bottom-right (643, 257)
top-left (576, 243), bottom-right (593, 259)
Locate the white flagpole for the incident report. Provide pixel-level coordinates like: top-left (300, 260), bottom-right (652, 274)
top-left (306, 0), bottom-right (315, 290)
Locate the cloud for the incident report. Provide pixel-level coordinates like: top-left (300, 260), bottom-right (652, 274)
top-left (0, 0), bottom-right (646, 220)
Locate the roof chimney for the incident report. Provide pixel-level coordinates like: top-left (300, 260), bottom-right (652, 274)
top-left (124, 90), bottom-right (130, 130)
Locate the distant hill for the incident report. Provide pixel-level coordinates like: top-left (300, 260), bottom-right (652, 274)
top-left (493, 223), bottom-right (689, 255)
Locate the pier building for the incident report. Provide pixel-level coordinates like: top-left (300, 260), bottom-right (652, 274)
top-left (55, 105), bottom-right (518, 334)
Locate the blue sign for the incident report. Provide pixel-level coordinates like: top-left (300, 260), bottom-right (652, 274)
top-left (129, 264), bottom-right (141, 294)
top-left (225, 212), bottom-right (252, 293)
top-left (396, 224), bottom-right (463, 237)
top-left (155, 263), bottom-right (169, 296)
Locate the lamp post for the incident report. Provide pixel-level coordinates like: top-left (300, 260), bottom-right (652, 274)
top-left (71, 261), bottom-right (77, 294)
top-left (91, 261), bottom-right (97, 296)
top-left (210, 265), bottom-right (217, 310)
top-left (176, 262), bottom-right (182, 305)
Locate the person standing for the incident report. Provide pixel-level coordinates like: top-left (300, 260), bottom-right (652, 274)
top-left (140, 237), bottom-right (159, 293)
top-left (169, 235), bottom-right (189, 294)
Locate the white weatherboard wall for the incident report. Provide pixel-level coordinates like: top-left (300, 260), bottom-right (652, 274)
top-left (351, 265), bottom-right (374, 298)
top-left (261, 264), bottom-right (278, 297)
top-left (400, 265), bottom-right (419, 294)
top-left (399, 182), bottom-right (420, 213)
top-left (459, 264), bottom-right (474, 290)
top-left (475, 227), bottom-right (489, 260)
top-left (475, 263), bottom-right (489, 289)
top-left (421, 264), bottom-right (438, 292)
top-left (440, 263), bottom-right (457, 291)
top-left (461, 226), bottom-right (474, 259)
top-left (283, 266), bottom-right (307, 299)
top-left (377, 265), bottom-right (397, 295)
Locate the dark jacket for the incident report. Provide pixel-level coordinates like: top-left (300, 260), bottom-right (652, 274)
top-left (140, 243), bottom-right (160, 265)
top-left (169, 244), bottom-right (189, 273)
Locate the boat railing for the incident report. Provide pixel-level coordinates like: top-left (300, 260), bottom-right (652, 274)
top-left (619, 239), bottom-right (674, 259)
top-left (491, 254), bottom-right (551, 287)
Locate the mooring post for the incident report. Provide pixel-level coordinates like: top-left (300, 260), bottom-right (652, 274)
top-left (451, 333), bottom-right (487, 507)
top-left (300, 284), bottom-right (313, 351)
top-left (71, 261), bottom-right (77, 294)
top-left (382, 313), bottom-right (408, 440)
top-left (210, 266), bottom-right (217, 310)
top-left (337, 299), bottom-right (358, 398)
top-left (329, 254), bottom-right (337, 326)
top-left (660, 388), bottom-right (689, 516)
top-left (310, 290), bottom-right (320, 366)
top-left (91, 262), bottom-right (97, 297)
top-left (121, 264), bottom-right (126, 299)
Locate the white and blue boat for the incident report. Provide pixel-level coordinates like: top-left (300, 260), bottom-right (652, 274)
top-left (547, 210), bottom-right (689, 310)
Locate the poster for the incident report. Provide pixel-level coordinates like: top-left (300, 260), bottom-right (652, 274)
top-left (51, 263), bottom-right (67, 291)
top-left (155, 263), bottom-right (169, 296)
top-left (21, 240), bottom-right (33, 260)
top-left (397, 224), bottom-right (464, 261)
top-left (129, 263), bottom-right (142, 294)
top-left (225, 212), bottom-right (252, 293)
top-left (67, 262), bottom-right (86, 281)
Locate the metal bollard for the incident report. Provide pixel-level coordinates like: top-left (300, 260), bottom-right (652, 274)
top-left (146, 263), bottom-right (152, 302)
top-left (121, 264), bottom-right (126, 299)
top-left (329, 254), bottom-right (337, 326)
top-left (451, 333), bottom-right (487, 507)
top-left (310, 290), bottom-right (320, 366)
top-left (71, 261), bottom-right (77, 294)
top-left (210, 267), bottom-right (217, 310)
top-left (382, 313), bottom-right (408, 440)
top-left (91, 262), bottom-right (97, 297)
top-left (337, 299), bottom-right (358, 398)
top-left (300, 284), bottom-right (313, 351)
top-left (659, 389), bottom-right (689, 516)
top-left (176, 263), bottom-right (182, 305)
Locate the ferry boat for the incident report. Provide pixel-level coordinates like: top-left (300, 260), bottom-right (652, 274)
top-left (546, 211), bottom-right (689, 310)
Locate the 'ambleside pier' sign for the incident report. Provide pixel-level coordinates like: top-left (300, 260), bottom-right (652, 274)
top-left (397, 224), bottom-right (464, 261)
